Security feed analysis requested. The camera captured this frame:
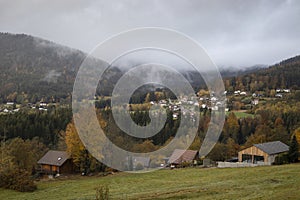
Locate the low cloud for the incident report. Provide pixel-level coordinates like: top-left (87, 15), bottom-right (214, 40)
top-left (0, 0), bottom-right (299, 67)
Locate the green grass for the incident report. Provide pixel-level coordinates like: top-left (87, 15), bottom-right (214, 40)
top-left (227, 111), bottom-right (255, 119)
top-left (1, 164), bottom-right (300, 200)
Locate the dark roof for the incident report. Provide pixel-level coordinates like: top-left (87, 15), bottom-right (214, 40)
top-left (254, 141), bottom-right (289, 155)
top-left (168, 149), bottom-right (198, 164)
top-left (37, 150), bottom-right (70, 166)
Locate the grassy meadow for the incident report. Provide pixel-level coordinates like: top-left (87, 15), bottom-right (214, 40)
top-left (227, 111), bottom-right (255, 119)
top-left (1, 164), bottom-right (299, 200)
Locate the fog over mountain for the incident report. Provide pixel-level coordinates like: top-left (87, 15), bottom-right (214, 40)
top-left (1, 0), bottom-right (300, 68)
top-left (0, 32), bottom-right (298, 103)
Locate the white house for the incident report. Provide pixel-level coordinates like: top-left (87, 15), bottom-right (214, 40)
top-left (252, 99), bottom-right (259, 105)
top-left (234, 90), bottom-right (240, 95)
top-left (211, 97), bottom-right (217, 102)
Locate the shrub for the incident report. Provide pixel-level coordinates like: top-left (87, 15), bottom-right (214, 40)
top-left (135, 163), bottom-right (144, 171)
top-left (179, 161), bottom-right (191, 168)
top-left (149, 160), bottom-right (159, 168)
top-left (274, 153), bottom-right (289, 165)
top-left (0, 168), bottom-right (37, 192)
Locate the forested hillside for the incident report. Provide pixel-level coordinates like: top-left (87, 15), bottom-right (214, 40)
top-left (2, 32), bottom-right (299, 104)
top-left (224, 55), bottom-right (300, 93)
top-left (0, 33), bottom-right (87, 103)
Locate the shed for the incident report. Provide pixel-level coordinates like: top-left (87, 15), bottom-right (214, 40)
top-left (238, 141), bottom-right (289, 165)
top-left (38, 150), bottom-right (74, 174)
top-left (168, 149), bottom-right (199, 166)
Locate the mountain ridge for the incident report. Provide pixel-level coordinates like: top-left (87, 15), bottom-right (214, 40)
top-left (0, 32), bottom-right (299, 103)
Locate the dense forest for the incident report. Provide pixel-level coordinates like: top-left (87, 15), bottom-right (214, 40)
top-left (224, 56), bottom-right (300, 94)
top-left (0, 107), bottom-right (72, 146)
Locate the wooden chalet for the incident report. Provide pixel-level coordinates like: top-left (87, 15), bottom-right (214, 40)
top-left (38, 150), bottom-right (75, 175)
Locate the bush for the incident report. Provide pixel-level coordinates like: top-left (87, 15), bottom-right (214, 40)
top-left (135, 163), bottom-right (144, 171)
top-left (0, 168), bottom-right (37, 192)
top-left (179, 161), bottom-right (191, 168)
top-left (273, 153), bottom-right (289, 165)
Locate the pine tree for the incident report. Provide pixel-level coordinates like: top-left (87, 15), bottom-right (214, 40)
top-left (288, 135), bottom-right (299, 163)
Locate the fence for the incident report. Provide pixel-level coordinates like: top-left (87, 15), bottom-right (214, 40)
top-left (217, 161), bottom-right (270, 168)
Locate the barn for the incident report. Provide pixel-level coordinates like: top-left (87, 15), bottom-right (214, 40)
top-left (168, 149), bottom-right (199, 167)
top-left (38, 150), bottom-right (75, 175)
top-left (238, 141), bottom-right (289, 165)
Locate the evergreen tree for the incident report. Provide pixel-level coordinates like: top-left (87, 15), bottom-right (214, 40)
top-left (288, 135), bottom-right (299, 163)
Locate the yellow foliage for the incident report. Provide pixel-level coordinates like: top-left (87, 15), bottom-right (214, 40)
top-left (65, 121), bottom-right (85, 164)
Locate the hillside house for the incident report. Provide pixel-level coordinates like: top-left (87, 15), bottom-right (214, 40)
top-left (238, 141), bottom-right (289, 165)
top-left (252, 99), bottom-right (259, 105)
top-left (38, 150), bottom-right (75, 175)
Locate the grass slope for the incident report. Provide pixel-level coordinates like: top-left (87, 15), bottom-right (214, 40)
top-left (1, 164), bottom-right (300, 200)
top-left (226, 111), bottom-right (255, 119)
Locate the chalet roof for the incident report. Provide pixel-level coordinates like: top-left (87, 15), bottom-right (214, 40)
top-left (168, 149), bottom-right (198, 164)
top-left (38, 150), bottom-right (70, 166)
top-left (254, 141), bottom-right (289, 155)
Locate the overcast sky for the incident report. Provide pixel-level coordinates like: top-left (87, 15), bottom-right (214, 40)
top-left (0, 0), bottom-right (300, 68)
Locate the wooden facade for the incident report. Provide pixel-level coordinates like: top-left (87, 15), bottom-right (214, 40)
top-left (40, 159), bottom-right (75, 174)
top-left (238, 141), bottom-right (289, 165)
top-left (238, 146), bottom-right (270, 164)
top-left (38, 150), bottom-right (75, 175)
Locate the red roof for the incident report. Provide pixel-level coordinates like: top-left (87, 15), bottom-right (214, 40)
top-left (168, 149), bottom-right (198, 164)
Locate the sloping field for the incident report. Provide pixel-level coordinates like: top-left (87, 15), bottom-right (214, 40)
top-left (1, 164), bottom-right (299, 200)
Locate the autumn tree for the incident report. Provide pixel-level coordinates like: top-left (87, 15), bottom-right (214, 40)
top-left (244, 133), bottom-right (267, 148)
top-left (253, 124), bottom-right (272, 141)
top-left (188, 136), bottom-right (201, 151)
top-left (207, 142), bottom-right (227, 161)
top-left (226, 138), bottom-right (239, 159)
top-left (272, 117), bottom-right (289, 144)
top-left (65, 121), bottom-right (104, 174)
top-left (294, 128), bottom-right (300, 145)
top-left (65, 121), bottom-right (85, 164)
top-left (0, 137), bottom-right (44, 192)
top-left (131, 140), bottom-right (157, 153)
top-left (3, 137), bottom-right (47, 173)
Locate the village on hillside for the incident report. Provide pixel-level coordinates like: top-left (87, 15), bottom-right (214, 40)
top-left (28, 87), bottom-right (298, 176)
